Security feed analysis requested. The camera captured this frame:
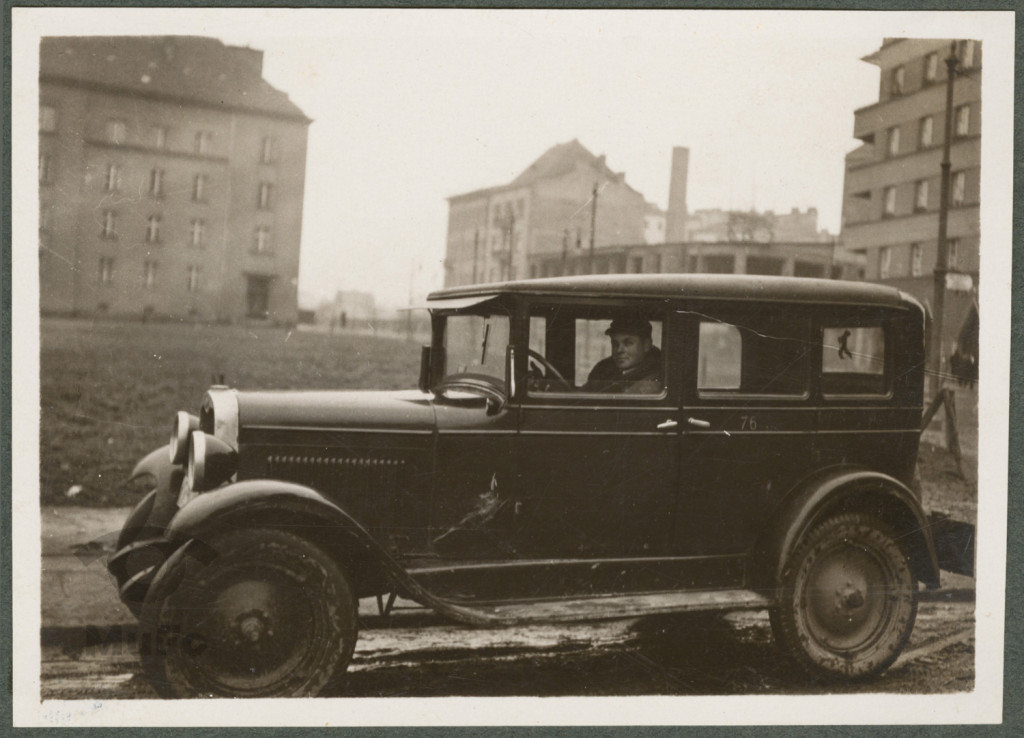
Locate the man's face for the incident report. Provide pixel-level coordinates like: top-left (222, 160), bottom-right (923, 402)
top-left (609, 332), bottom-right (652, 372)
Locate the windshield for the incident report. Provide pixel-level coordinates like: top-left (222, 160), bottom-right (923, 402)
top-left (441, 312), bottom-right (510, 384)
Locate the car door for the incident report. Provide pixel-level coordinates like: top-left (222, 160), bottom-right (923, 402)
top-left (510, 299), bottom-right (682, 597)
top-left (425, 305), bottom-right (520, 562)
top-left (673, 302), bottom-right (816, 577)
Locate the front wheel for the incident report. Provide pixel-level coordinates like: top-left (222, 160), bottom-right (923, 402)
top-left (139, 527), bottom-right (357, 698)
top-left (770, 512), bottom-right (917, 681)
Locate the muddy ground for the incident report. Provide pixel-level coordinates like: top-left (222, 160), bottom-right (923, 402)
top-left (42, 600), bottom-right (974, 699)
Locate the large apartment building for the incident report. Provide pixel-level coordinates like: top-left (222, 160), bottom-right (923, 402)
top-left (840, 38), bottom-right (981, 357)
top-left (445, 141), bottom-right (850, 287)
top-left (39, 36), bottom-right (311, 322)
top-left (444, 139), bottom-right (647, 287)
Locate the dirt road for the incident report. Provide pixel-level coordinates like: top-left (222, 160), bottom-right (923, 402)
top-left (42, 599), bottom-right (973, 700)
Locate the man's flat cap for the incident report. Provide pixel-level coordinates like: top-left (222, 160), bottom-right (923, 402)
top-left (606, 317), bottom-right (652, 338)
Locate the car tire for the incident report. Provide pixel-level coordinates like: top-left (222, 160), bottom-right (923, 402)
top-left (770, 511), bottom-right (917, 681)
top-left (139, 527), bottom-right (358, 698)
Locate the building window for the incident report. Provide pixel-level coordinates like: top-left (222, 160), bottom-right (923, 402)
top-left (879, 246), bottom-right (892, 279)
top-left (149, 168), bottom-right (164, 197)
top-left (146, 215), bottom-right (161, 243)
top-left (195, 131), bottom-right (212, 155)
top-left (154, 126), bottom-right (168, 149)
top-left (958, 40), bottom-right (976, 69)
top-left (886, 126), bottom-right (900, 157)
top-left (189, 219), bottom-right (205, 248)
top-left (261, 136), bottom-right (275, 164)
top-left (947, 239), bottom-right (960, 269)
top-left (105, 163), bottom-right (121, 192)
top-left (193, 174), bottom-right (207, 202)
top-left (914, 179), bottom-right (929, 212)
top-left (955, 104), bottom-right (971, 137)
top-left (924, 52), bottom-right (939, 82)
top-left (144, 260), bottom-right (158, 289)
top-left (890, 66), bottom-right (905, 96)
top-left (951, 171), bottom-right (966, 207)
top-left (910, 243), bottom-right (923, 277)
top-left (186, 265), bottom-right (201, 293)
top-left (99, 257), bottom-right (114, 284)
top-left (883, 186), bottom-right (897, 217)
top-left (40, 105), bottom-right (58, 132)
top-left (919, 116), bottom-right (934, 148)
top-left (106, 120), bottom-right (127, 145)
top-left (101, 210), bottom-right (116, 239)
top-left (253, 226), bottom-right (273, 254)
top-left (257, 182), bottom-right (273, 210)
top-left (39, 153), bottom-right (52, 184)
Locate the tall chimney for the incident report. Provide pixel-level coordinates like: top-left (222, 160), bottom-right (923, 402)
top-left (666, 147), bottom-right (690, 242)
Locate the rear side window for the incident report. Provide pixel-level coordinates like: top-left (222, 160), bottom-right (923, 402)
top-left (697, 315), bottom-right (810, 397)
top-left (821, 326), bottom-right (886, 395)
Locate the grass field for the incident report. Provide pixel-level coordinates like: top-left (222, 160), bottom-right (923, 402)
top-left (38, 317), bottom-right (977, 523)
top-left (40, 319), bottom-right (422, 506)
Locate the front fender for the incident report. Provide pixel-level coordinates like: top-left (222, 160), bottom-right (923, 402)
top-left (759, 467), bottom-right (940, 590)
top-left (165, 480), bottom-right (495, 626)
top-left (131, 444), bottom-right (174, 484)
top-left (117, 445), bottom-right (182, 549)
top-left (167, 479), bottom-right (374, 544)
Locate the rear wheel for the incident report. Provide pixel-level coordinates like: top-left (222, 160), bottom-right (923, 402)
top-left (771, 512), bottom-right (917, 681)
top-left (139, 527), bottom-right (357, 698)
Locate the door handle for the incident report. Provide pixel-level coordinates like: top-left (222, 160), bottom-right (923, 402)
top-left (687, 417), bottom-right (711, 429)
top-left (656, 419), bottom-right (678, 430)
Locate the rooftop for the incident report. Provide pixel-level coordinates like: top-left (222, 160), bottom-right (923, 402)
top-left (448, 138), bottom-right (635, 201)
top-left (40, 36), bottom-right (309, 121)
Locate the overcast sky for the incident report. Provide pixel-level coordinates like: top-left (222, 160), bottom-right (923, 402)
top-left (20, 8), bottom-right (998, 307)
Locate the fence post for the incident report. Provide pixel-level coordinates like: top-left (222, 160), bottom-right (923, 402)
top-left (943, 387), bottom-right (965, 479)
top-left (921, 389), bottom-right (946, 431)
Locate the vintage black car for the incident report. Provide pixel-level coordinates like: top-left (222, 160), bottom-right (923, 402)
top-left (108, 274), bottom-right (973, 697)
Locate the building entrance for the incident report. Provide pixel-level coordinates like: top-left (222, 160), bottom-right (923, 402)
top-left (246, 275), bottom-right (272, 319)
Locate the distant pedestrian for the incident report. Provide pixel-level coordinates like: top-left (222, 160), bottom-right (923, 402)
top-left (838, 329), bottom-right (853, 360)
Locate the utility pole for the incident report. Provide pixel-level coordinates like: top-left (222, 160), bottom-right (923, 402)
top-left (504, 205), bottom-right (516, 281)
top-left (472, 228), bottom-right (479, 284)
top-left (406, 258), bottom-right (418, 341)
top-left (930, 41), bottom-right (959, 398)
top-left (588, 182), bottom-right (598, 274)
top-left (561, 229), bottom-right (569, 276)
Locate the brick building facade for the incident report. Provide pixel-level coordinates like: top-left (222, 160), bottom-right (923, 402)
top-left (839, 38), bottom-right (981, 359)
top-left (39, 36), bottom-right (311, 322)
top-left (444, 140), bottom-right (646, 287)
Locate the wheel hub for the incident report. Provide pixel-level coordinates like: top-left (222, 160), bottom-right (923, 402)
top-left (838, 584), bottom-right (865, 610)
top-left (803, 547), bottom-right (888, 651)
top-left (237, 611), bottom-right (271, 644)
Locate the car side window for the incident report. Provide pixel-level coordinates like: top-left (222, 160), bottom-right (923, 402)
top-left (821, 325), bottom-right (886, 396)
top-left (527, 309), bottom-right (665, 396)
top-left (697, 315), bottom-right (810, 397)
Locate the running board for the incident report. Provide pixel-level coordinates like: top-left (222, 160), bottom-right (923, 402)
top-left (431, 589), bottom-right (774, 627)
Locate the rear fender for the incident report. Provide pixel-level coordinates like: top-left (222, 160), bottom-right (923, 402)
top-left (165, 480), bottom-right (494, 625)
top-left (756, 467), bottom-right (941, 590)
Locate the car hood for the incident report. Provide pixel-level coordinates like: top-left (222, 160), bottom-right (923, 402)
top-left (237, 389), bottom-right (437, 432)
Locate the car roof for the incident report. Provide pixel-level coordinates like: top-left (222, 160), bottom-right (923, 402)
top-left (427, 274), bottom-right (920, 310)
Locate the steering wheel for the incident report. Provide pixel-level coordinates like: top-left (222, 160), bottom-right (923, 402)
top-left (527, 349), bottom-right (572, 392)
